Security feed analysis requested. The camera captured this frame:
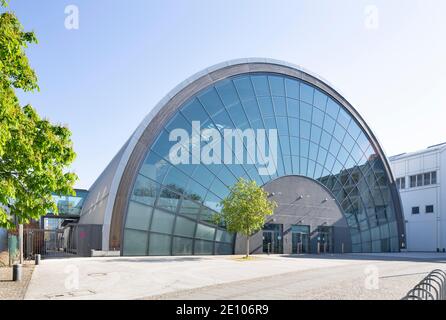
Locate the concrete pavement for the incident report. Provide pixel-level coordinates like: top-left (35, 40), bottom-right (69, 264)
top-left (24, 253), bottom-right (446, 300)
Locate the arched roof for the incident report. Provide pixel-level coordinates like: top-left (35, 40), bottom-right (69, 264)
top-left (79, 58), bottom-right (404, 251)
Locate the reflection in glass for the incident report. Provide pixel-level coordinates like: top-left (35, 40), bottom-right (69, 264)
top-left (122, 72), bottom-right (400, 255)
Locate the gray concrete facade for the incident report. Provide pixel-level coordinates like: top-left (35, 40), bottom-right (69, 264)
top-left (235, 175), bottom-right (351, 255)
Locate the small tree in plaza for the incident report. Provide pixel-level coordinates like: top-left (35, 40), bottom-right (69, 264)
top-left (216, 178), bottom-right (277, 258)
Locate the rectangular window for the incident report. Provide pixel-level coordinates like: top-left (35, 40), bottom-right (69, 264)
top-left (410, 175), bottom-right (416, 188)
top-left (426, 205), bottom-right (434, 213)
top-left (396, 177), bottom-right (405, 190)
top-left (411, 207), bottom-right (420, 214)
top-left (410, 171), bottom-right (437, 188)
top-left (424, 173), bottom-right (431, 185)
top-left (416, 174), bottom-right (423, 187)
top-left (431, 171), bottom-right (437, 184)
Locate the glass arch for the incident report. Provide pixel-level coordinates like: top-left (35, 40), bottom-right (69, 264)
top-left (122, 73), bottom-right (400, 255)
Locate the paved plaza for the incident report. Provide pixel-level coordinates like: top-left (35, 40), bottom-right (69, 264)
top-left (0, 262), bottom-right (35, 300)
top-left (23, 252), bottom-right (446, 300)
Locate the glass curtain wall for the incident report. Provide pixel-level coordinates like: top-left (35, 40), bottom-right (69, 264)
top-left (122, 73), bottom-right (400, 255)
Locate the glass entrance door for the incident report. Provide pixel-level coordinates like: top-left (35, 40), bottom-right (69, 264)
top-left (262, 224), bottom-right (283, 254)
top-left (318, 226), bottom-right (333, 253)
top-left (291, 225), bottom-right (310, 254)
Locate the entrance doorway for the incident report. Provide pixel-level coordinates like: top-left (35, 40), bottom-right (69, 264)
top-left (318, 226), bottom-right (333, 253)
top-left (291, 225), bottom-right (310, 254)
top-left (262, 224), bottom-right (283, 254)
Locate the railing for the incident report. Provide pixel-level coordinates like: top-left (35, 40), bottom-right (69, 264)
top-left (402, 269), bottom-right (446, 300)
top-left (24, 228), bottom-right (78, 259)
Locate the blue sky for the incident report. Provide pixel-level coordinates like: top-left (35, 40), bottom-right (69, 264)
top-left (7, 0), bottom-right (446, 189)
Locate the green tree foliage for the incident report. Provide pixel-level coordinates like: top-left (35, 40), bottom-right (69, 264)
top-left (0, 1), bottom-right (77, 229)
top-left (216, 178), bottom-right (277, 257)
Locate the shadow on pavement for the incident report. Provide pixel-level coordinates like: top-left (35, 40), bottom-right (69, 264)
top-left (280, 253), bottom-right (446, 264)
top-left (96, 257), bottom-right (206, 264)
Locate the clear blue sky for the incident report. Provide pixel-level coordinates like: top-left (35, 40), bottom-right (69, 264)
top-left (7, 0), bottom-right (446, 189)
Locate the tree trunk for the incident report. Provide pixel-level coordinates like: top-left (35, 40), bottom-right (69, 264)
top-left (19, 224), bottom-right (23, 264)
top-left (246, 236), bottom-right (249, 258)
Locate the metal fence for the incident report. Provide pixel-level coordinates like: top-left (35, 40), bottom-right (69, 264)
top-left (402, 269), bottom-right (446, 300)
top-left (24, 228), bottom-right (78, 259)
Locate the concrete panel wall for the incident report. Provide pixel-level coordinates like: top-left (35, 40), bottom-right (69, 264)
top-left (74, 224), bottom-right (103, 257)
top-left (234, 175), bottom-right (351, 255)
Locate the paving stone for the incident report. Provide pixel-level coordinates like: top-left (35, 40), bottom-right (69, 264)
top-left (0, 262), bottom-right (35, 300)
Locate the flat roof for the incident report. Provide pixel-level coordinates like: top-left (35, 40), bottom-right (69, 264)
top-left (389, 142), bottom-right (446, 161)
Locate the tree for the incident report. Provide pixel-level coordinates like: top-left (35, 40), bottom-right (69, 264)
top-left (0, 1), bottom-right (77, 229)
top-left (216, 178), bottom-right (277, 258)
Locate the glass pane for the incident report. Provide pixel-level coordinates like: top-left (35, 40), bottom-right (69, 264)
top-left (123, 229), bottom-right (148, 256)
top-left (215, 242), bottom-right (233, 255)
top-left (157, 187), bottom-right (181, 213)
top-left (173, 237), bottom-right (193, 255)
top-left (258, 97), bottom-right (274, 117)
top-left (150, 209), bottom-right (175, 234)
top-left (285, 78), bottom-right (299, 99)
top-left (313, 90), bottom-right (327, 111)
top-left (197, 87), bottom-right (225, 117)
top-left (233, 76), bottom-right (255, 101)
top-left (131, 175), bottom-right (159, 206)
top-left (196, 223), bottom-right (216, 241)
top-left (174, 216), bottom-right (196, 238)
top-left (194, 240), bottom-right (214, 255)
top-left (251, 75), bottom-right (270, 96)
top-left (289, 118), bottom-right (299, 137)
top-left (326, 98), bottom-right (340, 119)
top-left (215, 79), bottom-right (239, 107)
top-left (287, 98), bottom-right (299, 118)
top-left (215, 229), bottom-right (233, 243)
top-left (300, 102), bottom-right (312, 121)
top-left (300, 83), bottom-right (314, 104)
top-left (140, 152), bottom-right (169, 182)
top-left (269, 76), bottom-right (285, 96)
top-left (148, 233), bottom-right (171, 255)
top-left (178, 198), bottom-right (201, 220)
top-left (125, 201), bottom-right (152, 231)
top-left (273, 97), bottom-right (287, 116)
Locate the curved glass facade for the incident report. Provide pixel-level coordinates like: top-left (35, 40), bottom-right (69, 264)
top-left (122, 72), bottom-right (400, 255)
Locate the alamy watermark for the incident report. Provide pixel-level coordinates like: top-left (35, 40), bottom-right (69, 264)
top-left (364, 264), bottom-right (380, 290)
top-left (168, 121), bottom-right (278, 176)
top-left (65, 5), bottom-right (79, 30)
top-left (364, 5), bottom-right (379, 30)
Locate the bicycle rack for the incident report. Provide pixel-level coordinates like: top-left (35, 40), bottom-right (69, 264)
top-left (402, 269), bottom-right (446, 300)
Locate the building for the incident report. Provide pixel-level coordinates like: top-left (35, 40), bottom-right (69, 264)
top-left (73, 58), bottom-right (405, 256)
top-left (389, 143), bottom-right (446, 252)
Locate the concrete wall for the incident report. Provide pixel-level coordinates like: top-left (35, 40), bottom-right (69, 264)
top-left (71, 224), bottom-right (103, 257)
top-left (390, 145), bottom-right (445, 251)
top-left (234, 175), bottom-right (351, 255)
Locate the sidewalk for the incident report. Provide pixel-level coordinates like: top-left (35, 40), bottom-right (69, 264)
top-left (0, 262), bottom-right (35, 300)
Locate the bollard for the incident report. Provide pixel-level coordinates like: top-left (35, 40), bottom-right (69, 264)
top-left (35, 254), bottom-right (41, 265)
top-left (13, 264), bottom-right (22, 282)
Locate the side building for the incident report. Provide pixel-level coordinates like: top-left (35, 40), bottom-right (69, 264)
top-left (389, 143), bottom-right (446, 252)
top-left (75, 58), bottom-right (405, 256)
